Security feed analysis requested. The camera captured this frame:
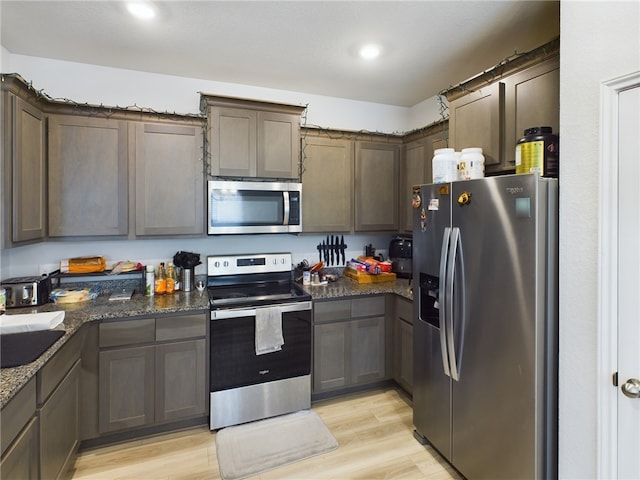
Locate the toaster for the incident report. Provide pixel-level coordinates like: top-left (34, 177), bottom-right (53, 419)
top-left (0, 275), bottom-right (53, 308)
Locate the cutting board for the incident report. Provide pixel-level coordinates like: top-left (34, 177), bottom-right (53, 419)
top-left (344, 268), bottom-right (397, 283)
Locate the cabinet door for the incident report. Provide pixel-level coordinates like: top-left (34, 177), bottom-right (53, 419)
top-left (503, 57), bottom-right (560, 169)
top-left (0, 417), bottom-right (38, 480)
top-left (12, 96), bottom-right (46, 243)
top-left (355, 141), bottom-right (400, 231)
top-left (395, 319), bottom-right (413, 393)
top-left (99, 346), bottom-right (154, 432)
top-left (39, 360), bottom-right (80, 480)
top-left (351, 316), bottom-right (386, 384)
top-left (449, 81), bottom-right (504, 168)
top-left (133, 122), bottom-right (204, 236)
top-left (209, 106), bottom-right (257, 177)
top-left (401, 139), bottom-right (427, 232)
top-left (302, 135), bottom-right (354, 232)
top-left (394, 296), bottom-right (414, 393)
top-left (313, 322), bottom-right (350, 392)
top-left (48, 115), bottom-right (128, 237)
top-left (257, 111), bottom-right (300, 179)
top-left (155, 339), bottom-right (206, 422)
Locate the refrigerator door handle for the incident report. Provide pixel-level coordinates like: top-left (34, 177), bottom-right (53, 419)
top-left (447, 227), bottom-right (466, 381)
top-left (439, 227), bottom-right (452, 377)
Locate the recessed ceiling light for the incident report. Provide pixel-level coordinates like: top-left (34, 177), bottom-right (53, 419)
top-left (126, 2), bottom-right (156, 21)
top-left (359, 44), bottom-right (381, 60)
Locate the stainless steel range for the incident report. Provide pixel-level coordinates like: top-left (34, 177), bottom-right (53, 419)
top-left (207, 253), bottom-right (312, 430)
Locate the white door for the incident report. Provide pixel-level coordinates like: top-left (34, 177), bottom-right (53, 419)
top-left (599, 73), bottom-right (640, 479)
top-left (617, 84), bottom-right (640, 479)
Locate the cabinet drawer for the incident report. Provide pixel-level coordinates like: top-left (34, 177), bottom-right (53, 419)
top-left (99, 318), bottom-right (155, 347)
top-left (1, 377), bottom-right (36, 457)
top-left (351, 295), bottom-right (385, 318)
top-left (156, 314), bottom-right (206, 341)
top-left (37, 327), bottom-right (84, 404)
top-left (314, 299), bottom-right (351, 323)
top-left (395, 296), bottom-right (413, 325)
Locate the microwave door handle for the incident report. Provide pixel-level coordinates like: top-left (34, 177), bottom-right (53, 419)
top-left (283, 191), bottom-right (290, 225)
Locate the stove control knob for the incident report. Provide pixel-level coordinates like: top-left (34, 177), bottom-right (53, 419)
top-left (214, 261), bottom-right (220, 268)
top-left (223, 261), bottom-right (229, 267)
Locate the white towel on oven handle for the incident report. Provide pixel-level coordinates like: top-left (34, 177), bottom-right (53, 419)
top-left (255, 306), bottom-right (284, 355)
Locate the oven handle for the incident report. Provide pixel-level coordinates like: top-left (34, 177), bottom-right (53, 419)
top-left (211, 301), bottom-right (312, 320)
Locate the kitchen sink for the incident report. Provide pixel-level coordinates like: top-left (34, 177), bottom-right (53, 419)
top-left (1, 329), bottom-right (65, 368)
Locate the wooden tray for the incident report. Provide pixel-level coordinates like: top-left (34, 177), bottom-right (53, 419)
top-left (344, 268), bottom-right (397, 283)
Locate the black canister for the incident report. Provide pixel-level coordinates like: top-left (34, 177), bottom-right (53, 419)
top-left (515, 126), bottom-right (559, 177)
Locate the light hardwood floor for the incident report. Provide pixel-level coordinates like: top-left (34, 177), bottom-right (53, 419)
top-left (70, 387), bottom-right (463, 480)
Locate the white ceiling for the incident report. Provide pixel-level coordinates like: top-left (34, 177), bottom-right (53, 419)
top-left (0, 1), bottom-right (560, 107)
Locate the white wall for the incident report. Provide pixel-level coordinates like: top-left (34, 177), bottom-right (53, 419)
top-left (1, 234), bottom-right (391, 279)
top-left (559, 1), bottom-right (640, 478)
top-left (0, 45), bottom-right (9, 71)
top-left (0, 51), bottom-right (442, 278)
top-left (0, 54), bottom-right (404, 278)
top-left (5, 53), bottom-right (441, 133)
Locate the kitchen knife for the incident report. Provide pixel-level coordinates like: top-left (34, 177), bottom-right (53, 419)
top-left (330, 235), bottom-right (334, 265)
top-left (341, 235), bottom-right (346, 265)
top-left (317, 243), bottom-right (322, 263)
top-left (323, 240), bottom-right (328, 264)
top-left (326, 236), bottom-right (330, 265)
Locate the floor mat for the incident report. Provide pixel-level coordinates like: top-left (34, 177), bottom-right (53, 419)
top-left (215, 409), bottom-right (338, 480)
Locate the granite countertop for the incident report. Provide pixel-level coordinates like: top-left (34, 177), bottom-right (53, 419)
top-left (301, 276), bottom-right (413, 301)
top-left (1, 276), bottom-right (413, 409)
top-left (0, 289), bottom-right (209, 408)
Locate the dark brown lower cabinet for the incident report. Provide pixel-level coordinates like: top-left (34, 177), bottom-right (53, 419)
top-left (393, 296), bottom-right (414, 394)
top-left (97, 314), bottom-right (207, 435)
top-left (1, 378), bottom-right (38, 480)
top-left (155, 340), bottom-right (206, 422)
top-left (99, 346), bottom-right (155, 433)
top-left (0, 417), bottom-right (38, 480)
top-left (313, 295), bottom-right (390, 396)
top-left (39, 360), bottom-right (80, 480)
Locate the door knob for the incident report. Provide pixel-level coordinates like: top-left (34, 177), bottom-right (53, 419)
top-left (621, 378), bottom-right (640, 398)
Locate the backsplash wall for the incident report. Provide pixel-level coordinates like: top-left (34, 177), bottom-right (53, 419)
top-left (0, 233), bottom-right (395, 279)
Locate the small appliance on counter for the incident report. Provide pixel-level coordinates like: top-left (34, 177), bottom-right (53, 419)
top-left (388, 234), bottom-right (412, 278)
top-left (0, 274), bottom-right (53, 308)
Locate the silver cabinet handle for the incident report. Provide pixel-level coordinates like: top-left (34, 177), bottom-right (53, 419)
top-left (622, 378), bottom-right (640, 399)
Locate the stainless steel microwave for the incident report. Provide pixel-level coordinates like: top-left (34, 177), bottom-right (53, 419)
top-left (207, 180), bottom-right (302, 234)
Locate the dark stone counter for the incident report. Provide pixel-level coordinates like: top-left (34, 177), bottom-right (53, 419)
top-left (300, 276), bottom-right (413, 301)
top-left (0, 290), bottom-right (209, 408)
top-left (1, 276), bottom-right (413, 408)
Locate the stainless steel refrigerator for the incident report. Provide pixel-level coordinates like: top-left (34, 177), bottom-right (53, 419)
top-left (412, 173), bottom-right (558, 480)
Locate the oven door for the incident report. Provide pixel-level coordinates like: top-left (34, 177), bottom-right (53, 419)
top-left (210, 301), bottom-right (312, 392)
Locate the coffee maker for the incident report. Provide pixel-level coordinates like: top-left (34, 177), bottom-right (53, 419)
top-left (388, 235), bottom-right (412, 278)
